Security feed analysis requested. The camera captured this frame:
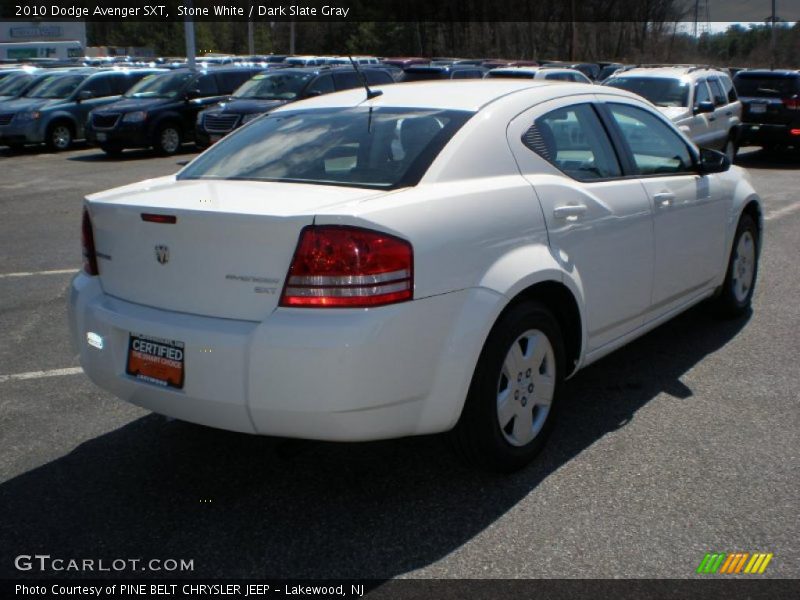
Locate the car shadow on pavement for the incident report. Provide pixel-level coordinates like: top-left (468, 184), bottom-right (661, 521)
top-left (736, 147), bottom-right (800, 170)
top-left (0, 305), bottom-right (750, 580)
top-left (67, 146), bottom-right (199, 163)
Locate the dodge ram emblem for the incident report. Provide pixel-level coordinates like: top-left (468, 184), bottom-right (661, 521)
top-left (155, 245), bottom-right (169, 265)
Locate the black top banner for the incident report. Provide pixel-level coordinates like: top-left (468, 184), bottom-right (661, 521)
top-left (1, 0), bottom-right (799, 22)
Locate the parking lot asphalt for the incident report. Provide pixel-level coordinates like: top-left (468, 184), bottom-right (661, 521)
top-left (0, 143), bottom-right (798, 581)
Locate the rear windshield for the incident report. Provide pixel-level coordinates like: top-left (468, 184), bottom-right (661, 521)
top-left (486, 71), bottom-right (535, 79)
top-left (733, 74), bottom-right (800, 98)
top-left (605, 76), bottom-right (690, 107)
top-left (25, 74), bottom-right (86, 99)
top-left (233, 71), bottom-right (313, 100)
top-left (403, 70), bottom-right (445, 81)
top-left (179, 107), bottom-right (473, 189)
top-left (124, 71), bottom-right (194, 99)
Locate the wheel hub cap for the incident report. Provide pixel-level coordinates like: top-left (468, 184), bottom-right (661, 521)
top-left (732, 231), bottom-right (755, 303)
top-left (496, 329), bottom-right (556, 447)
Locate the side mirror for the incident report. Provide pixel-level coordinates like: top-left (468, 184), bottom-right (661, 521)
top-left (77, 90), bottom-right (94, 102)
top-left (303, 89), bottom-right (323, 98)
top-left (185, 88), bottom-right (202, 100)
top-left (697, 147), bottom-right (730, 174)
top-left (694, 100), bottom-right (715, 115)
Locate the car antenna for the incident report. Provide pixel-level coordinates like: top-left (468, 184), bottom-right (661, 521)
top-left (348, 55), bottom-right (382, 100)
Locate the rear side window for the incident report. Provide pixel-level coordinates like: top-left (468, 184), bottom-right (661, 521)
top-left (607, 103), bottom-right (694, 176)
top-left (216, 71), bottom-right (255, 94)
top-left (111, 73), bottom-right (145, 95)
top-left (196, 74), bottom-right (219, 96)
top-left (709, 78), bottom-right (728, 106)
top-left (364, 70), bottom-right (393, 86)
top-left (308, 74), bottom-right (335, 94)
top-left (719, 75), bottom-right (738, 103)
top-left (333, 71), bottom-right (360, 90)
top-left (545, 72), bottom-right (572, 81)
top-left (523, 103), bottom-right (621, 181)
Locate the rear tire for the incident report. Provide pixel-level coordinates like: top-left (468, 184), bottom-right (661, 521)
top-left (712, 214), bottom-right (759, 318)
top-left (723, 136), bottom-right (737, 163)
top-left (452, 301), bottom-right (565, 472)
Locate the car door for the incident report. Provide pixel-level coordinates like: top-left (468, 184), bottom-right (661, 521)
top-left (601, 101), bottom-right (727, 318)
top-left (709, 75), bottom-right (740, 147)
top-left (507, 98), bottom-right (654, 351)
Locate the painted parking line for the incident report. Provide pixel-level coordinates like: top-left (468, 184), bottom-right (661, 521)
top-left (0, 367), bottom-right (83, 384)
top-left (765, 201), bottom-right (800, 221)
top-left (0, 268), bottom-right (78, 280)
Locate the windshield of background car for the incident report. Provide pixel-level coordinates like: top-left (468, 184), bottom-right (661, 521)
top-left (0, 72), bottom-right (32, 95)
top-left (233, 72), bottom-right (313, 100)
top-left (605, 76), bottom-right (690, 107)
top-left (179, 107), bottom-right (473, 189)
top-left (124, 71), bottom-right (194, 99)
top-left (25, 74), bottom-right (86, 99)
top-left (733, 74), bottom-right (800, 98)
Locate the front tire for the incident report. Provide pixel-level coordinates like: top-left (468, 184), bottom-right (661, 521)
top-left (723, 136), bottom-right (737, 163)
top-left (713, 214), bottom-right (759, 318)
top-left (100, 144), bottom-right (123, 157)
top-left (46, 122), bottom-right (73, 152)
top-left (154, 123), bottom-right (181, 155)
top-left (452, 301), bottom-right (565, 472)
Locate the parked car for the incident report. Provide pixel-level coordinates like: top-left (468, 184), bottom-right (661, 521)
top-left (0, 68), bottom-right (161, 151)
top-left (195, 66), bottom-right (395, 148)
top-left (596, 62), bottom-right (627, 82)
top-left (70, 80), bottom-right (761, 472)
top-left (381, 57), bottom-right (428, 69)
top-left (403, 64), bottom-right (487, 81)
top-left (733, 69), bottom-right (800, 151)
top-left (604, 66), bottom-right (742, 161)
top-left (85, 66), bottom-right (262, 155)
top-left (540, 61), bottom-right (601, 80)
top-left (486, 66), bottom-right (592, 83)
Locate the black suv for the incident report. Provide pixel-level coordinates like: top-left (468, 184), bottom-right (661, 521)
top-left (85, 66), bottom-right (262, 155)
top-left (195, 66), bottom-right (395, 148)
top-left (734, 69), bottom-right (800, 151)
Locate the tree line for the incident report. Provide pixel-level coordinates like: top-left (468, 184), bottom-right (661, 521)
top-left (86, 20), bottom-right (799, 68)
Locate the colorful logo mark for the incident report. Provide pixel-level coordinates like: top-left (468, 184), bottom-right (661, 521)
top-left (697, 552), bottom-right (773, 574)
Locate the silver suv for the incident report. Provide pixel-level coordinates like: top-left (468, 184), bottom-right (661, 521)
top-left (604, 66), bottom-right (742, 161)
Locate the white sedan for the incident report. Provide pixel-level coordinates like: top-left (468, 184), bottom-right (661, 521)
top-left (69, 80), bottom-right (762, 471)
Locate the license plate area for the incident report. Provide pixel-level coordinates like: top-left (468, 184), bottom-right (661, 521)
top-left (96, 132), bottom-right (107, 141)
top-left (750, 104), bottom-right (767, 114)
top-left (126, 333), bottom-right (185, 389)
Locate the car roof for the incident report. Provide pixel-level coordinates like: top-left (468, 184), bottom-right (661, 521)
top-left (273, 79), bottom-right (627, 113)
top-left (735, 69), bottom-right (800, 77)
top-left (612, 66), bottom-right (726, 80)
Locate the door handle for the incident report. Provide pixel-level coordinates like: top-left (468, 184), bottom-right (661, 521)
top-left (654, 192), bottom-right (676, 208)
top-left (708, 116), bottom-right (716, 121)
top-left (553, 204), bottom-right (588, 219)
top-left (725, 111), bottom-right (732, 116)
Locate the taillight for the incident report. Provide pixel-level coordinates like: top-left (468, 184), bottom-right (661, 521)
top-left (82, 208), bottom-right (99, 276)
top-left (783, 98), bottom-right (800, 110)
top-left (280, 225), bottom-right (413, 308)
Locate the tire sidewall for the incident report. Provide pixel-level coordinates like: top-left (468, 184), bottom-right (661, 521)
top-left (720, 214), bottom-right (759, 314)
top-left (461, 301), bottom-right (566, 471)
top-left (155, 123), bottom-right (181, 155)
top-left (48, 122), bottom-right (73, 151)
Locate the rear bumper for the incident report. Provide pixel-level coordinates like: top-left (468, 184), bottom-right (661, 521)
top-left (68, 273), bottom-right (503, 441)
top-left (738, 121), bottom-right (800, 146)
